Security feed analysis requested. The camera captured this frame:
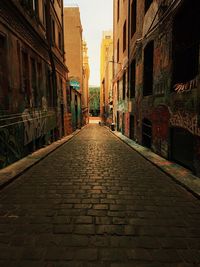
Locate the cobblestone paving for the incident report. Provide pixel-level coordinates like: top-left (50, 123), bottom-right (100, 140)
top-left (0, 124), bottom-right (200, 267)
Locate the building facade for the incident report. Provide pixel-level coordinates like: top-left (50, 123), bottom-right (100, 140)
top-left (0, 0), bottom-right (68, 168)
top-left (113, 1), bottom-right (129, 133)
top-left (113, 0), bottom-right (200, 176)
top-left (100, 31), bottom-right (113, 125)
top-left (82, 40), bottom-right (90, 125)
top-left (64, 6), bottom-right (89, 129)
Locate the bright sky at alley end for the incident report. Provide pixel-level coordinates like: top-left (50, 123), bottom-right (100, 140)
top-left (64, 0), bottom-right (113, 86)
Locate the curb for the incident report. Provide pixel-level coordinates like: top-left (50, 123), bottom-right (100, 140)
top-left (107, 127), bottom-right (200, 200)
top-left (0, 125), bottom-right (87, 190)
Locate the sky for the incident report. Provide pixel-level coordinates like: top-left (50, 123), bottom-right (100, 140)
top-left (64, 0), bottom-right (113, 86)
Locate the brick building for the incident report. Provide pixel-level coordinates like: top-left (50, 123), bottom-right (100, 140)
top-left (113, 0), bottom-right (200, 176)
top-left (64, 6), bottom-right (90, 130)
top-left (0, 0), bottom-right (69, 168)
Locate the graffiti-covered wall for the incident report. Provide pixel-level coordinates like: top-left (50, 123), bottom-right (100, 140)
top-left (0, 1), bottom-right (68, 169)
top-left (113, 0), bottom-right (200, 177)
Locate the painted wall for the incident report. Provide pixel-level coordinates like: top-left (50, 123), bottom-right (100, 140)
top-left (64, 7), bottom-right (83, 93)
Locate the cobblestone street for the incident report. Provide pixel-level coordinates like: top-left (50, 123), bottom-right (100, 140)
top-left (0, 124), bottom-right (200, 267)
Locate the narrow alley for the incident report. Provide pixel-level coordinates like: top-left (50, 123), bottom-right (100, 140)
top-left (0, 124), bottom-right (200, 266)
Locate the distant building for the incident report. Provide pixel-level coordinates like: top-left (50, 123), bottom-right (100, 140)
top-left (113, 0), bottom-right (200, 177)
top-left (64, 7), bottom-right (82, 131)
top-left (64, 6), bottom-right (90, 130)
top-left (82, 41), bottom-right (90, 124)
top-left (100, 31), bottom-right (113, 125)
top-left (89, 87), bottom-right (100, 117)
top-left (0, 0), bottom-right (68, 168)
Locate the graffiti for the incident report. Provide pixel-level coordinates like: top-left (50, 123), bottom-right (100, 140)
top-left (174, 76), bottom-right (198, 94)
top-left (0, 126), bottom-right (22, 168)
top-left (22, 109), bottom-right (47, 145)
top-left (170, 111), bottom-right (200, 137)
top-left (117, 100), bottom-right (128, 112)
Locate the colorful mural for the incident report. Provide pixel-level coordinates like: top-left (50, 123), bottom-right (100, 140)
top-left (0, 125), bottom-right (23, 168)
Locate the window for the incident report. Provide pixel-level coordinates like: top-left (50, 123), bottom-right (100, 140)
top-left (130, 115), bottom-right (135, 140)
top-left (130, 60), bottom-right (136, 98)
top-left (37, 62), bottom-right (42, 106)
top-left (145, 0), bottom-right (153, 13)
top-left (31, 58), bottom-right (38, 107)
top-left (123, 20), bottom-right (126, 52)
top-left (67, 86), bottom-right (71, 112)
top-left (46, 66), bottom-right (53, 107)
top-left (20, 0), bottom-right (31, 9)
top-left (131, 0), bottom-right (137, 37)
top-left (59, 78), bottom-right (63, 103)
top-left (117, 39), bottom-right (119, 62)
top-left (117, 80), bottom-right (119, 101)
top-left (51, 18), bottom-right (55, 45)
top-left (143, 41), bottom-right (154, 96)
top-left (117, 0), bottom-right (120, 22)
top-left (22, 51), bottom-right (30, 105)
top-left (105, 35), bottom-right (111, 39)
top-left (33, 0), bottom-right (39, 16)
top-left (58, 32), bottom-right (62, 50)
top-left (172, 0), bottom-right (199, 88)
top-left (57, 0), bottom-right (61, 6)
top-left (43, 4), bottom-right (47, 27)
top-left (123, 72), bottom-right (126, 100)
top-left (0, 34), bottom-right (8, 110)
top-left (142, 118), bottom-right (152, 148)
